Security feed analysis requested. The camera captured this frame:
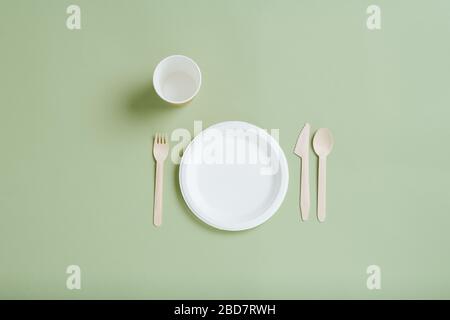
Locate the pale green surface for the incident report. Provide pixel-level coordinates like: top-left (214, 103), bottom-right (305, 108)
top-left (1, 0), bottom-right (450, 299)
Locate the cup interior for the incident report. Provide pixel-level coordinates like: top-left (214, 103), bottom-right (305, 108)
top-left (153, 55), bottom-right (201, 104)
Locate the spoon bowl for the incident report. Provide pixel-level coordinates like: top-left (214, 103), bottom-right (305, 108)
top-left (313, 128), bottom-right (334, 157)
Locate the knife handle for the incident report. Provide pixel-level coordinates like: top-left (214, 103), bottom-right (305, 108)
top-left (300, 155), bottom-right (310, 221)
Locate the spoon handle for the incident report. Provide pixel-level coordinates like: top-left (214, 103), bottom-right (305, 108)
top-left (317, 157), bottom-right (327, 222)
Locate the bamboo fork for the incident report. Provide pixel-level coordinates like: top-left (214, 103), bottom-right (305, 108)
top-left (153, 133), bottom-right (169, 227)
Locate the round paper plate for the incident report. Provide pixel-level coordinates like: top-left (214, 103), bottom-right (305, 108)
top-left (179, 121), bottom-right (289, 231)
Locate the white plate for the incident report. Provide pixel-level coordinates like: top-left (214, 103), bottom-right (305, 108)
top-left (179, 121), bottom-right (289, 231)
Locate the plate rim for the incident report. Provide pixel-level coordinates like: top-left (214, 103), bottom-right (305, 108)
top-left (179, 121), bottom-right (289, 231)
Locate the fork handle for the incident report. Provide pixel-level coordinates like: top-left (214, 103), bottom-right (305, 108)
top-left (153, 161), bottom-right (164, 227)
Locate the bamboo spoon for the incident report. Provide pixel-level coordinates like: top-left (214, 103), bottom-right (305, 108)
top-left (313, 128), bottom-right (334, 222)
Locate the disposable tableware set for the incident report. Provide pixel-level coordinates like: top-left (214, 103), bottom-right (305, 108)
top-left (151, 55), bottom-right (334, 231)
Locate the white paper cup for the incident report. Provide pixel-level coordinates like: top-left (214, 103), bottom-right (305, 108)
top-left (153, 55), bottom-right (202, 105)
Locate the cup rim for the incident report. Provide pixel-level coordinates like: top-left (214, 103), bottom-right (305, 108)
top-left (153, 54), bottom-right (202, 105)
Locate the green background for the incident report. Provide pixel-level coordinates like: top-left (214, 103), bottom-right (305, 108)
top-left (1, 0), bottom-right (450, 299)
